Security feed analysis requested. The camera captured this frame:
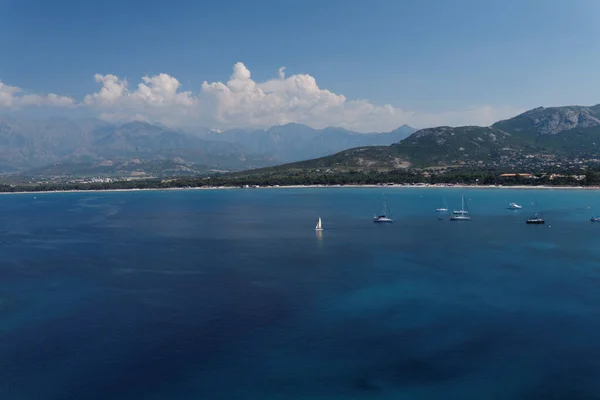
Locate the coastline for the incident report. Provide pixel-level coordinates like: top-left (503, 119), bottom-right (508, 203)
top-left (1, 183), bottom-right (599, 196)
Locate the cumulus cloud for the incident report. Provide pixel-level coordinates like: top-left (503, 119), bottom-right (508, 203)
top-left (0, 81), bottom-right (74, 108)
top-left (83, 73), bottom-right (197, 126)
top-left (197, 63), bottom-right (523, 131)
top-left (84, 73), bottom-right (195, 108)
top-left (3, 63), bottom-right (523, 131)
top-left (201, 62), bottom-right (354, 129)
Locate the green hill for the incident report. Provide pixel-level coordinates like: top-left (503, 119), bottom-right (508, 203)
top-left (233, 104), bottom-right (600, 175)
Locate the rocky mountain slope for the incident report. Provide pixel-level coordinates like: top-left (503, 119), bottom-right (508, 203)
top-left (492, 105), bottom-right (600, 136)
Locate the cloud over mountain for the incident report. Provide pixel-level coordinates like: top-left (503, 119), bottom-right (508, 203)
top-left (0, 81), bottom-right (75, 108)
top-left (2, 62), bottom-right (521, 132)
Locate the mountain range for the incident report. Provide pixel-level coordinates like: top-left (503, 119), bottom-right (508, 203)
top-left (242, 104), bottom-right (600, 175)
top-left (5, 104), bottom-right (600, 180)
top-left (203, 123), bottom-right (415, 162)
top-left (0, 116), bottom-right (414, 178)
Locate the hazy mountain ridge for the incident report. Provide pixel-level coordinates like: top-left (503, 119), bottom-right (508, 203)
top-left (204, 123), bottom-right (415, 162)
top-left (0, 117), bottom-right (276, 176)
top-left (0, 116), bottom-right (413, 177)
top-left (0, 116), bottom-right (110, 170)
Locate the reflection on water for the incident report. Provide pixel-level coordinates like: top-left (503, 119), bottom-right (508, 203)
top-left (315, 229), bottom-right (323, 243)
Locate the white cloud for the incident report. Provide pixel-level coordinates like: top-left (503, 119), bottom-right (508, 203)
top-left (197, 64), bottom-right (523, 131)
top-left (0, 81), bottom-right (74, 108)
top-left (3, 63), bottom-right (523, 132)
top-left (84, 74), bottom-right (127, 106)
top-left (200, 62), bottom-right (352, 129)
top-left (84, 73), bottom-right (195, 110)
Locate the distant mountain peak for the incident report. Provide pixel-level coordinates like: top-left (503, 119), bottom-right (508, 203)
top-left (322, 126), bottom-right (354, 134)
top-left (389, 124), bottom-right (416, 134)
top-left (271, 122), bottom-right (311, 130)
top-left (266, 123), bottom-right (316, 135)
top-left (120, 120), bottom-right (156, 128)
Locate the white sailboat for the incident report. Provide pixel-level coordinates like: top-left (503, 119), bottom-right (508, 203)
top-left (450, 194), bottom-right (471, 221)
top-left (315, 217), bottom-right (323, 231)
top-left (374, 197), bottom-right (393, 223)
top-left (436, 197), bottom-right (448, 212)
top-left (508, 202), bottom-right (522, 210)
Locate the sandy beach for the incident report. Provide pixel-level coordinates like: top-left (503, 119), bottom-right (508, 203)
top-left (1, 183), bottom-right (599, 195)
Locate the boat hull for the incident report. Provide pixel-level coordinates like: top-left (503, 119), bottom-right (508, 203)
top-left (374, 218), bottom-right (393, 223)
top-left (450, 216), bottom-right (471, 221)
top-left (526, 219), bottom-right (545, 224)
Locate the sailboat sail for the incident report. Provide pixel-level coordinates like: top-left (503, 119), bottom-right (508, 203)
top-left (315, 217), bottom-right (323, 230)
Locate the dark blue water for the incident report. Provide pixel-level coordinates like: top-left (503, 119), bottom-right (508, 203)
top-left (2, 188), bottom-right (600, 399)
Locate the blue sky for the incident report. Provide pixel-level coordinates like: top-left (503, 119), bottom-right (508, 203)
top-left (1, 0), bottom-right (599, 131)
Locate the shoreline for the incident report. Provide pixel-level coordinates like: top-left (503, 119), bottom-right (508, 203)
top-left (1, 183), bottom-right (599, 195)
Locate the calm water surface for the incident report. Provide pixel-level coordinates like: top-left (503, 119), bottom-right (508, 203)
top-left (1, 188), bottom-right (600, 399)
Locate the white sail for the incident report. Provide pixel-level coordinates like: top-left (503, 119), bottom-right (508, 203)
top-left (315, 217), bottom-right (323, 230)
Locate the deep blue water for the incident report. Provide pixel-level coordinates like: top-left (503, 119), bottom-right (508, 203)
top-left (2, 188), bottom-right (600, 399)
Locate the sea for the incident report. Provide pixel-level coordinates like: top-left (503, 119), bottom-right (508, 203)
top-left (2, 187), bottom-right (600, 399)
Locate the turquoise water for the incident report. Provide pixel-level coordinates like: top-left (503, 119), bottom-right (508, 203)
top-left (1, 188), bottom-right (600, 399)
